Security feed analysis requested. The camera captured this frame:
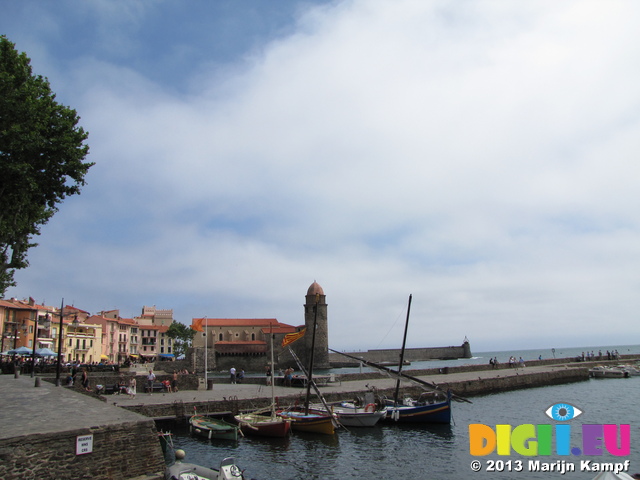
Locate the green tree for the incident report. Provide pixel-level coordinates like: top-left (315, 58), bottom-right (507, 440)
top-left (0, 36), bottom-right (93, 295)
top-left (167, 321), bottom-right (196, 358)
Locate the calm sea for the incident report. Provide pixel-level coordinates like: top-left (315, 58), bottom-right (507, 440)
top-left (161, 344), bottom-right (640, 479)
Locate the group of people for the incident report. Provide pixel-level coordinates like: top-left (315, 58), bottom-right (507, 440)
top-left (146, 369), bottom-right (181, 393)
top-left (227, 365), bottom-right (298, 386)
top-left (229, 367), bottom-right (245, 384)
top-left (489, 356), bottom-right (526, 368)
top-left (580, 350), bottom-right (620, 361)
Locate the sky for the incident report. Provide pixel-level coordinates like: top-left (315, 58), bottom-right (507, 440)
top-left (2, 0), bottom-right (640, 353)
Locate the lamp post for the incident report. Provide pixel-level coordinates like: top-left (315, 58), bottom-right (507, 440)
top-left (10, 322), bottom-right (20, 371)
top-left (30, 313), bottom-right (38, 378)
top-left (55, 299), bottom-right (65, 386)
top-left (31, 313), bottom-right (52, 378)
top-left (204, 316), bottom-right (208, 387)
top-left (68, 314), bottom-right (80, 363)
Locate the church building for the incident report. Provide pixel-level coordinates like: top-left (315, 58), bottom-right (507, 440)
top-left (190, 281), bottom-right (330, 372)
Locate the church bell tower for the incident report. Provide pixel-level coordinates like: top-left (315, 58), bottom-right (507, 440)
top-left (303, 281), bottom-right (330, 369)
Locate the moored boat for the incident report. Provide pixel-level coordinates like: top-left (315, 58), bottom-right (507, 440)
top-left (165, 449), bottom-right (245, 480)
top-left (589, 366), bottom-right (629, 378)
top-left (313, 391), bottom-right (387, 427)
top-left (612, 365), bottom-right (640, 376)
top-left (234, 324), bottom-right (292, 438)
top-left (189, 415), bottom-right (240, 441)
top-left (277, 407), bottom-right (336, 435)
top-left (234, 411), bottom-right (291, 438)
top-left (383, 390), bottom-right (452, 424)
top-left (330, 402), bottom-right (387, 427)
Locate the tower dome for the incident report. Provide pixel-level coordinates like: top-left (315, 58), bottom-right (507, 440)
top-left (306, 281), bottom-right (324, 296)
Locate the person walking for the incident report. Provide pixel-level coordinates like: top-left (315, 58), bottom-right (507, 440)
top-left (81, 368), bottom-right (90, 392)
top-left (128, 375), bottom-right (137, 399)
top-left (172, 370), bottom-right (179, 393)
top-left (230, 366), bottom-right (236, 384)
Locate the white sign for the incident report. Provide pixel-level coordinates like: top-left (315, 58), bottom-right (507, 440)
top-left (76, 434), bottom-right (93, 455)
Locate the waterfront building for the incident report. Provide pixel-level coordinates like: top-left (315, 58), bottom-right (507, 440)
top-left (136, 305), bottom-right (174, 327)
top-left (64, 318), bottom-right (102, 364)
top-left (87, 312), bottom-right (128, 364)
top-left (139, 324), bottom-right (173, 360)
top-left (0, 298), bottom-right (41, 352)
top-left (189, 281), bottom-right (330, 372)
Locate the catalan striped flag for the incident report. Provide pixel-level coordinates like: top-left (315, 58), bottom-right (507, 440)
top-left (191, 317), bottom-right (204, 332)
top-left (281, 328), bottom-right (306, 347)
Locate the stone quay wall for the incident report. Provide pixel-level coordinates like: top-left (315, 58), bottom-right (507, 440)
top-left (0, 419), bottom-right (163, 480)
top-left (125, 367), bottom-right (592, 422)
top-left (330, 344), bottom-right (471, 366)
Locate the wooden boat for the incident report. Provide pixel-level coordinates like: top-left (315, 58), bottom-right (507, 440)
top-left (235, 410), bottom-right (291, 438)
top-left (278, 295), bottom-right (339, 435)
top-left (329, 402), bottom-right (387, 427)
top-left (312, 391), bottom-right (387, 427)
top-left (383, 391), bottom-right (452, 424)
top-left (383, 295), bottom-right (453, 424)
top-left (234, 325), bottom-right (292, 437)
top-left (277, 407), bottom-right (336, 435)
top-left (189, 415), bottom-right (239, 441)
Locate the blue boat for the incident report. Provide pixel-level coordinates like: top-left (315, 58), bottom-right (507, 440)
top-left (381, 295), bottom-right (454, 425)
top-left (383, 390), bottom-right (452, 424)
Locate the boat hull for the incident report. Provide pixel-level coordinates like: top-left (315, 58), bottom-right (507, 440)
top-left (384, 400), bottom-right (451, 424)
top-left (234, 413), bottom-right (291, 438)
top-left (189, 416), bottom-right (239, 441)
top-left (327, 403), bottom-right (388, 427)
top-left (336, 410), bottom-right (387, 427)
top-left (589, 367), bottom-right (629, 378)
top-left (278, 410), bottom-right (335, 435)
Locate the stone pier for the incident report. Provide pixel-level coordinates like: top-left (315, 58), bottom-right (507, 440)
top-left (0, 375), bottom-right (165, 480)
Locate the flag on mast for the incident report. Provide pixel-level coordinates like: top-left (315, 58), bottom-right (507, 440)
top-left (281, 328), bottom-right (306, 347)
top-left (191, 317), bottom-right (204, 332)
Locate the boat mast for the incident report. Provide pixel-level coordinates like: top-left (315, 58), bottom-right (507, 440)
top-left (304, 293), bottom-right (320, 415)
top-left (393, 294), bottom-right (412, 407)
top-left (270, 322), bottom-right (276, 418)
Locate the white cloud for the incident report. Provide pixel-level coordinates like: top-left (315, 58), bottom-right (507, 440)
top-left (6, 0), bottom-right (640, 353)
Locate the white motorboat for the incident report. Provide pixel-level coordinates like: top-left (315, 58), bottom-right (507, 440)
top-left (589, 366), bottom-right (629, 378)
top-left (611, 365), bottom-right (640, 376)
top-left (330, 402), bottom-right (387, 427)
top-left (165, 450), bottom-right (244, 480)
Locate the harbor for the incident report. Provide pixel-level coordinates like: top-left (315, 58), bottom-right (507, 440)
top-left (1, 351), bottom-right (638, 479)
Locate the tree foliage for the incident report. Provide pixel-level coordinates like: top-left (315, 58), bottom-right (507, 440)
top-left (0, 36), bottom-right (93, 295)
top-left (167, 321), bottom-right (196, 358)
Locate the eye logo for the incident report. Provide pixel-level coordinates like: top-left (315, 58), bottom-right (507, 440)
top-left (545, 403), bottom-right (583, 421)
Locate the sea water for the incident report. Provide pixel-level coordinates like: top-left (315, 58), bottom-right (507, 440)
top-left (162, 345), bottom-right (640, 479)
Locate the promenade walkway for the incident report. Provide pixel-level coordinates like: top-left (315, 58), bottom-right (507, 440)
top-left (108, 363), bottom-right (585, 408)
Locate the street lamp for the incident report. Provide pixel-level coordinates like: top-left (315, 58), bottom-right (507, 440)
top-left (31, 313), bottom-right (51, 378)
top-left (69, 315), bottom-right (80, 363)
top-left (55, 299), bottom-right (65, 386)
